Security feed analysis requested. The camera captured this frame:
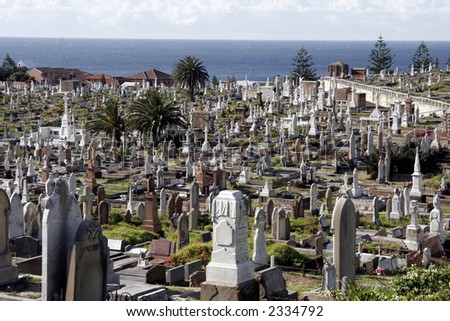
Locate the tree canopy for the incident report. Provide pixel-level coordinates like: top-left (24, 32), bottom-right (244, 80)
top-left (412, 41), bottom-right (433, 72)
top-left (127, 90), bottom-right (186, 144)
top-left (368, 35), bottom-right (395, 74)
top-left (172, 55), bottom-right (209, 101)
top-left (0, 54), bottom-right (30, 81)
top-left (291, 47), bottom-right (317, 80)
top-left (86, 98), bottom-right (126, 147)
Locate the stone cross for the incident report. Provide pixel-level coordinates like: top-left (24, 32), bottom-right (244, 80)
top-left (79, 186), bottom-right (96, 220)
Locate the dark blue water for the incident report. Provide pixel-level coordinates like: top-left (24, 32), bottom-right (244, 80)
top-left (0, 37), bottom-right (449, 81)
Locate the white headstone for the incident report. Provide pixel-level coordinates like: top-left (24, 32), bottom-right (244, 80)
top-left (206, 190), bottom-right (254, 286)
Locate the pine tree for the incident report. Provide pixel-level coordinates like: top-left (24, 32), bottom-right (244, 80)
top-left (292, 47), bottom-right (316, 80)
top-left (412, 41), bottom-right (432, 72)
top-left (368, 35), bottom-right (395, 74)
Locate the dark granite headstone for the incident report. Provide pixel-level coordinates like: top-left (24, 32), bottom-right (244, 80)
top-left (166, 265), bottom-right (185, 286)
top-left (147, 264), bottom-right (168, 284)
top-left (15, 236), bottom-right (41, 258)
top-left (184, 259), bottom-right (203, 281)
top-left (200, 232), bottom-right (212, 243)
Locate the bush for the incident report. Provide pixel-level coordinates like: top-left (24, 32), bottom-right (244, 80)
top-left (109, 209), bottom-right (124, 224)
top-left (165, 243), bottom-right (212, 267)
top-left (290, 217), bottom-right (319, 237)
top-left (266, 243), bottom-right (307, 266)
top-left (102, 222), bottom-right (158, 245)
top-left (392, 264), bottom-right (450, 300)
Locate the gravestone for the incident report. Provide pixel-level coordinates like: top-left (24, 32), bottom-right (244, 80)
top-left (252, 207), bottom-right (267, 265)
top-left (15, 235), bottom-right (41, 258)
top-left (42, 177), bottom-right (83, 300)
top-left (200, 231), bottom-right (212, 243)
top-left (201, 190), bottom-right (258, 301)
top-left (136, 202), bottom-right (145, 221)
top-left (185, 259), bottom-right (203, 281)
top-left (65, 220), bottom-right (109, 301)
top-left (9, 192), bottom-right (24, 238)
top-left (390, 187), bottom-right (403, 219)
top-left (256, 266), bottom-right (295, 300)
top-left (159, 188), bottom-right (167, 213)
top-left (79, 186), bottom-right (96, 220)
top-left (141, 191), bottom-right (162, 236)
top-left (325, 188), bottom-right (333, 213)
top-left (177, 212), bottom-right (189, 250)
top-left (98, 201), bottom-right (109, 225)
top-left (372, 196), bottom-right (381, 226)
top-left (189, 181), bottom-right (199, 231)
top-left (405, 200), bottom-right (421, 251)
top-left (331, 195), bottom-right (356, 289)
top-left (165, 265), bottom-right (185, 286)
top-left (272, 208), bottom-right (290, 240)
top-left (310, 183), bottom-right (318, 214)
top-left (0, 189), bottom-right (19, 285)
top-left (321, 263), bottom-right (337, 291)
top-left (175, 194), bottom-right (183, 213)
top-left (386, 197), bottom-right (392, 220)
top-left (429, 193), bottom-right (444, 242)
top-left (23, 202), bottom-right (41, 238)
top-left (167, 195), bottom-right (176, 218)
top-left (264, 199), bottom-right (274, 229)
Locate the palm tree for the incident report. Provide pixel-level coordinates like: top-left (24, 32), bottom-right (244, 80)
top-left (86, 98), bottom-right (126, 147)
top-left (127, 90), bottom-right (186, 144)
top-left (172, 55), bottom-right (209, 101)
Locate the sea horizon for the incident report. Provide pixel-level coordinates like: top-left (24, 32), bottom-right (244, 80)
top-left (0, 37), bottom-right (449, 81)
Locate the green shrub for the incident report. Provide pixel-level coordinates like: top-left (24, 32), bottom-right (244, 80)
top-left (102, 222), bottom-right (158, 245)
top-left (290, 217), bottom-right (319, 237)
top-left (266, 243), bottom-right (307, 266)
top-left (109, 209), bottom-right (124, 224)
top-left (166, 243), bottom-right (212, 267)
top-left (392, 264), bottom-right (450, 300)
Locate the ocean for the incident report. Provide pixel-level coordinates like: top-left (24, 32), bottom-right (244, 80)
top-left (0, 37), bottom-right (449, 81)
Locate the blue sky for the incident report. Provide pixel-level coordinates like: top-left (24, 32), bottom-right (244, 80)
top-left (0, 0), bottom-right (449, 41)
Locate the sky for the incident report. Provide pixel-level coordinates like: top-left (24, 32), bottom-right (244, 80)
top-left (0, 0), bottom-right (449, 41)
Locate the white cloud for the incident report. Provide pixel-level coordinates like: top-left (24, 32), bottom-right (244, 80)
top-left (0, 0), bottom-right (449, 39)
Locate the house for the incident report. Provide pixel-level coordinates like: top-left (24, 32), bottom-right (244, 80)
top-left (328, 62), bottom-right (349, 78)
top-left (27, 67), bottom-right (89, 85)
top-left (83, 73), bottom-right (122, 86)
top-left (126, 69), bottom-right (173, 87)
top-left (351, 68), bottom-right (368, 80)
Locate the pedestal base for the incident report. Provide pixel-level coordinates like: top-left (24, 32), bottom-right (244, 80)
top-left (0, 265), bottom-right (19, 286)
top-left (200, 279), bottom-right (259, 301)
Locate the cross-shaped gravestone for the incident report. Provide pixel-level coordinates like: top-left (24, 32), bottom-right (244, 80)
top-left (79, 186), bottom-right (96, 220)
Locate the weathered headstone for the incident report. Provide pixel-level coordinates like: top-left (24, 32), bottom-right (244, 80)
top-left (189, 181), bottom-right (199, 231)
top-left (201, 190), bottom-right (258, 300)
top-left (141, 191), bottom-right (162, 235)
top-left (0, 189), bottom-right (19, 285)
top-left (331, 195), bottom-right (356, 289)
top-left (15, 235), bottom-right (41, 258)
top-left (98, 201), bottom-right (109, 225)
top-left (23, 202), bottom-right (41, 238)
top-left (429, 193), bottom-right (444, 243)
top-left (65, 220), bottom-right (109, 301)
top-left (9, 192), bottom-right (24, 238)
top-left (252, 207), bottom-right (267, 265)
top-left (177, 212), bottom-right (189, 250)
top-left (42, 177), bottom-right (83, 300)
top-left (321, 263), bottom-right (336, 291)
